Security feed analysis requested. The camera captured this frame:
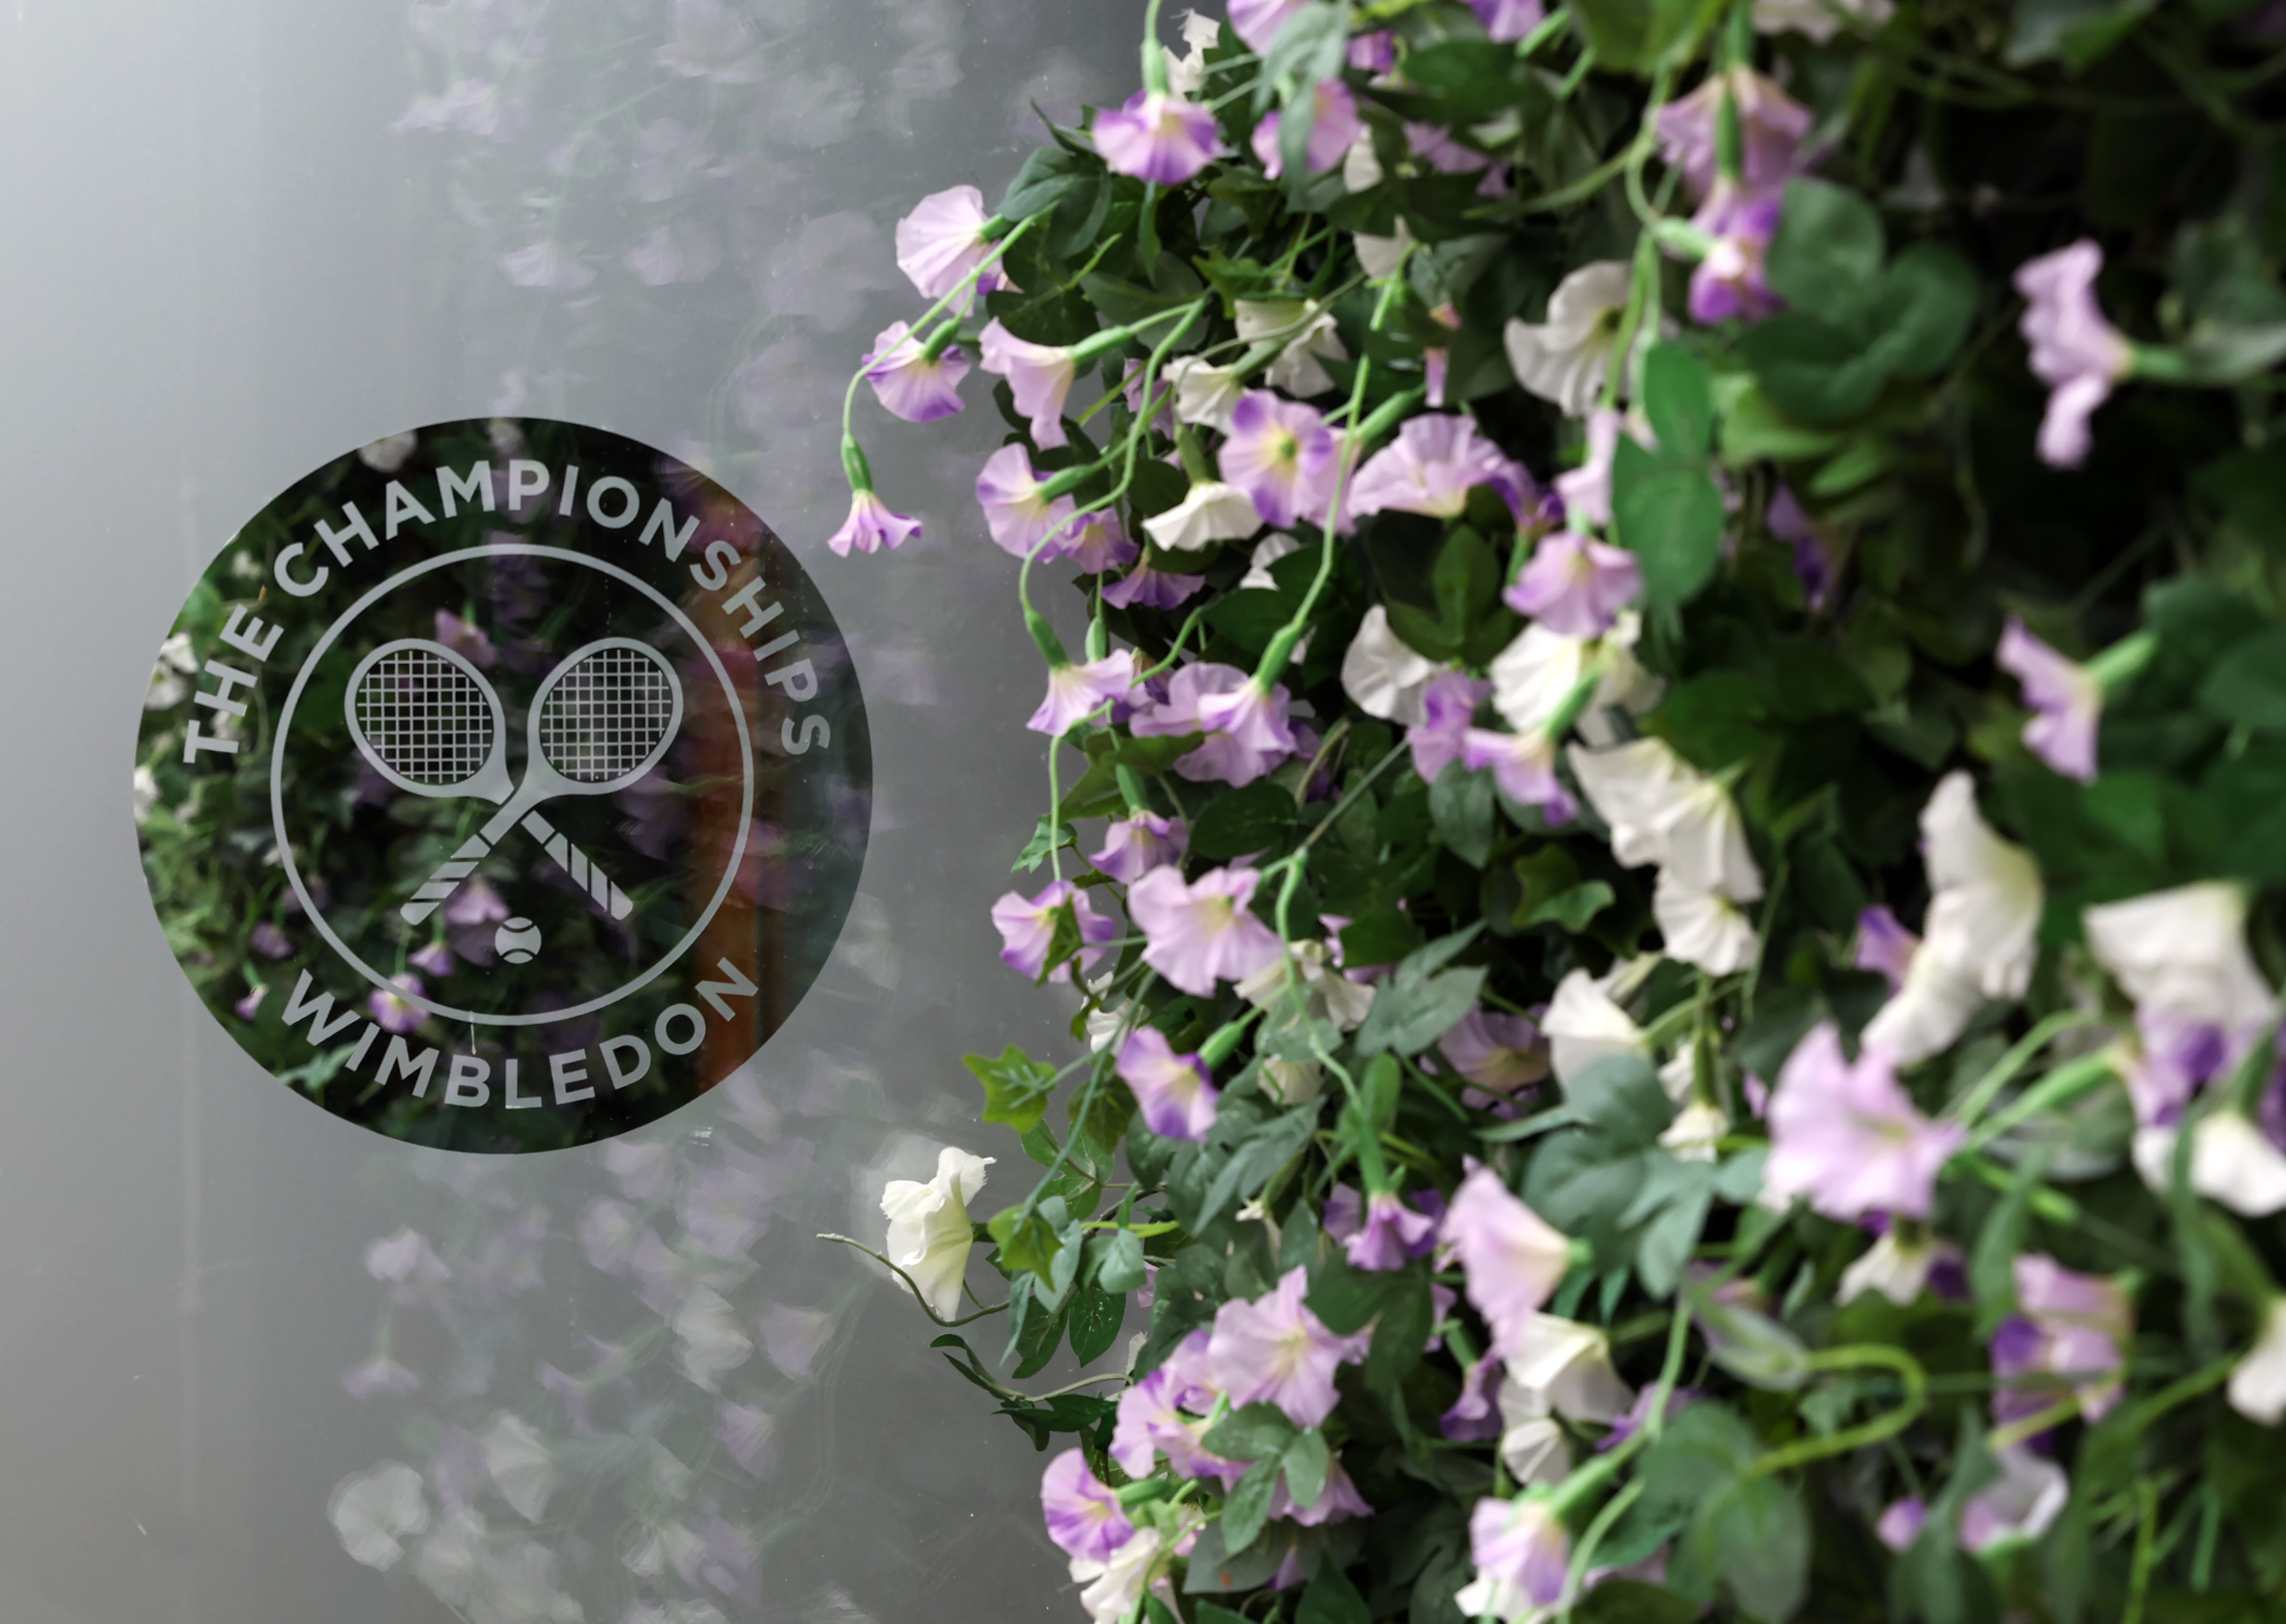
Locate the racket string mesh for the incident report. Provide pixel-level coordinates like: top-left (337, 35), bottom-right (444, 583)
top-left (539, 647), bottom-right (675, 783)
top-left (354, 649), bottom-right (494, 787)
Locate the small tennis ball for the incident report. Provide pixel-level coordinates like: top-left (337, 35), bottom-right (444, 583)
top-left (496, 917), bottom-right (543, 964)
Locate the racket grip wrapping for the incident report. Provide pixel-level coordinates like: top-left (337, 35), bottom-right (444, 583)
top-left (523, 811), bottom-right (634, 920)
top-left (400, 835), bottom-right (494, 926)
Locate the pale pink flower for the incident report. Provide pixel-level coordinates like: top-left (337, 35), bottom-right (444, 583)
top-left (1251, 81), bottom-right (1363, 179)
top-left (1102, 557), bottom-right (1208, 609)
top-left (1117, 1027), bottom-right (1220, 1141)
top-left (1206, 1266), bottom-right (1371, 1427)
top-left (1409, 672), bottom-right (1490, 783)
top-left (1095, 91), bottom-right (1226, 185)
top-left (1439, 1009), bottom-right (1547, 1092)
top-left (1455, 1495), bottom-right (1571, 1622)
top-left (1554, 409), bottom-right (1622, 529)
top-left (990, 880), bottom-right (1117, 982)
top-left (2015, 240), bottom-right (2132, 469)
top-left (1462, 728), bottom-right (1576, 821)
top-left (1471, 0), bottom-right (1548, 41)
top-left (979, 320), bottom-right (1079, 449)
top-left (1764, 1025), bottom-right (1964, 1221)
top-left (828, 487), bottom-right (922, 557)
top-left (1440, 1163), bottom-right (1575, 1363)
top-left (1853, 905), bottom-right (1920, 991)
top-left (1996, 617), bottom-right (2101, 782)
top-left (1504, 531), bottom-right (1642, 637)
top-left (974, 443), bottom-right (1078, 559)
top-left (1130, 663), bottom-right (1298, 787)
top-left (1229, 0), bottom-right (1309, 50)
top-left (1041, 1449), bottom-right (1134, 1564)
top-left (1128, 864), bottom-right (1286, 996)
top-left (894, 184), bottom-right (1010, 312)
top-left (1655, 68), bottom-right (1811, 201)
top-left (1349, 413), bottom-right (1534, 522)
top-left (1345, 1190), bottom-right (1438, 1270)
top-left (1061, 510), bottom-right (1140, 574)
top-left (370, 974), bottom-right (426, 1034)
top-left (1989, 1254), bottom-right (2130, 1426)
top-left (1687, 182), bottom-right (1784, 326)
top-left (1090, 811), bottom-right (1189, 881)
top-left (860, 321), bottom-right (969, 423)
top-left (1218, 391), bottom-right (1338, 527)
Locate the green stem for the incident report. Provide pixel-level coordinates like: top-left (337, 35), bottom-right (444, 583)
top-left (1947, 1009), bottom-right (2107, 1128)
top-left (1748, 1345), bottom-right (1927, 1476)
top-left (1963, 1051), bottom-right (2118, 1153)
top-left (815, 1233), bottom-right (1010, 1327)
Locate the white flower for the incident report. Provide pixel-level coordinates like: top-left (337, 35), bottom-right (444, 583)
top-left (1753, 0), bottom-right (1893, 43)
top-left (479, 1412), bottom-right (556, 1523)
top-left (1261, 1053), bottom-right (1325, 1104)
top-left (1959, 1448), bottom-right (2068, 1554)
top-left (1656, 1048), bottom-right (1696, 1105)
top-left (1542, 969), bottom-right (1648, 1085)
top-left (1653, 873), bottom-right (1760, 975)
top-left (1489, 623), bottom-right (1591, 735)
top-left (1860, 948), bottom-right (1988, 1067)
top-left (1341, 605), bottom-right (1442, 726)
top-left (1839, 1231), bottom-right (1944, 1306)
top-left (1072, 1527), bottom-right (1163, 1624)
top-left (1085, 1004), bottom-right (1127, 1054)
top-left (2133, 1113), bottom-right (2286, 1218)
top-left (1660, 1098), bottom-right (1729, 1162)
top-left (1353, 217), bottom-right (1415, 280)
top-left (673, 1285), bottom-right (755, 1391)
top-left (328, 1462), bottom-right (430, 1570)
top-left (1239, 940), bottom-right (1375, 1031)
top-left (1501, 1314), bottom-right (1634, 1423)
top-left (132, 764), bottom-right (160, 827)
top-left (881, 1146), bottom-right (993, 1318)
top-left (1239, 531), bottom-right (1303, 591)
top-left (1342, 131), bottom-right (1384, 191)
top-left (1142, 480), bottom-right (1261, 553)
top-left (1167, 354), bottom-right (1244, 433)
top-left (1497, 1411), bottom-right (1572, 1487)
top-left (1920, 771), bottom-right (2042, 1000)
top-left (1569, 737), bottom-right (1763, 902)
top-left (1504, 260), bottom-right (1632, 416)
top-left (1163, 9), bottom-right (1220, 94)
top-left (359, 430), bottom-right (419, 471)
top-left (146, 630), bottom-right (198, 709)
top-left (1577, 612), bottom-right (1664, 745)
top-left (1236, 297), bottom-right (1349, 397)
top-left (2228, 1299), bottom-right (2286, 1426)
top-left (2085, 881), bottom-right (2279, 1039)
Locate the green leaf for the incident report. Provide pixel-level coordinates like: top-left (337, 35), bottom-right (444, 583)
top-left (1636, 1401), bottom-right (1763, 1522)
top-left (1362, 1265), bottom-right (1436, 1390)
top-left (1565, 0), bottom-right (1698, 72)
top-left (1765, 180), bottom-right (1885, 330)
top-left (1067, 1278), bottom-right (1126, 1363)
top-left (1184, 1525), bottom-right (1291, 1595)
top-left (1683, 1275), bottom-right (1812, 1390)
top-left (2199, 630), bottom-right (2286, 731)
top-left (1613, 441), bottom-right (1725, 608)
top-left (1098, 1227), bottom-right (1148, 1294)
top-left (2199, 448), bottom-right (2286, 558)
top-left (1282, 1427), bottom-right (1331, 1510)
top-left (1356, 964), bottom-right (1486, 1057)
top-left (1865, 244), bottom-right (1979, 382)
top-left (1689, 1472), bottom-right (1811, 1623)
top-left (1641, 345), bottom-right (1717, 462)
top-left (1220, 1455), bottom-right (1284, 1556)
top-left (1191, 780), bottom-right (1302, 860)
top-left (1529, 880), bottom-right (1616, 931)
top-left (1000, 144), bottom-right (1095, 221)
top-left (1013, 815), bottom-right (1074, 873)
top-left (988, 1207), bottom-right (1063, 1277)
top-left (2005, 0), bottom-right (2158, 68)
top-left (1298, 1562), bottom-right (1371, 1624)
top-left (1429, 764), bottom-right (1498, 868)
top-left (1559, 1054), bottom-right (1674, 1144)
top-left (1338, 908), bottom-right (1426, 968)
top-left (1573, 1582), bottom-right (1705, 1624)
top-left (1735, 315), bottom-right (1891, 425)
top-left (966, 1046), bottom-right (1058, 1133)
top-left (1202, 1400), bottom-right (1300, 1462)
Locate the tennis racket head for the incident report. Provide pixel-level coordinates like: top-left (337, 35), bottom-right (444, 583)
top-left (527, 637), bottom-right (685, 794)
top-left (345, 638), bottom-right (513, 801)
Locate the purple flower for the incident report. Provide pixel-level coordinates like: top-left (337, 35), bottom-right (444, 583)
top-left (1111, 1353), bottom-right (1240, 1481)
top-left (1440, 1163), bottom-right (1575, 1364)
top-left (1251, 81), bottom-right (1363, 179)
top-left (1599, 1383), bottom-right (1695, 1453)
top-left (894, 184), bottom-right (1011, 313)
top-left (1095, 91), bottom-right (1225, 185)
top-left (409, 941), bottom-right (456, 977)
top-left (1876, 1498), bottom-right (1928, 1554)
top-left (1229, 0), bottom-right (1309, 50)
top-left (435, 609), bottom-right (498, 668)
top-left (979, 320), bottom-right (1079, 450)
top-left (1090, 811), bottom-right (1189, 881)
top-left (1996, 617), bottom-right (2101, 783)
top-left (1441, 1354), bottom-right (1505, 1441)
top-left (1504, 531), bottom-right (1642, 637)
top-left (1345, 1190), bottom-right (1438, 1270)
top-left (1455, 1496), bottom-right (1571, 1622)
top-left (1102, 556), bottom-right (1207, 610)
top-left (1117, 1027), bottom-right (1220, 1141)
top-left (370, 974), bottom-right (426, 1034)
top-left (2014, 240), bottom-right (2132, 469)
top-left (1028, 651), bottom-right (1138, 737)
top-left (1853, 906), bottom-right (1920, 992)
top-left (1462, 728), bottom-right (1577, 822)
top-left (1990, 1254), bottom-right (2130, 1426)
top-left (1471, 0), bottom-right (1547, 41)
top-left (1041, 1448), bottom-right (1134, 1564)
top-left (1960, 1449), bottom-right (2070, 1554)
top-left (250, 921), bottom-right (294, 960)
top-left (975, 443), bottom-right (1078, 559)
top-left (1655, 68), bottom-right (1811, 202)
top-left (861, 321), bottom-right (970, 423)
top-left (1206, 1266), bottom-right (1371, 1428)
top-left (1350, 30), bottom-right (1397, 72)
top-left (990, 879), bottom-right (1117, 983)
top-left (1271, 1453), bottom-right (1374, 1526)
top-left (1766, 483), bottom-right (1836, 610)
top-left (828, 488), bottom-right (923, 557)
top-left (1128, 864), bottom-right (1286, 996)
top-left (1439, 1008), bottom-right (1548, 1093)
top-left (1349, 414), bottom-right (1534, 522)
top-left (2129, 1012), bottom-right (2227, 1129)
top-left (1130, 663), bottom-right (1298, 787)
top-left (233, 985), bottom-right (267, 1021)
top-left (1218, 391), bottom-right (1338, 527)
top-left (1409, 672), bottom-right (1490, 783)
top-left (1687, 183), bottom-right (1784, 326)
top-left (1763, 1025), bottom-right (1964, 1221)
top-left (1061, 511), bottom-right (1140, 575)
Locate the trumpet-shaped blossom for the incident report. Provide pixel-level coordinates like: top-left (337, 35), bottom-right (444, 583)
top-left (2085, 881), bottom-right (2279, 1045)
top-left (1131, 663), bottom-right (1298, 786)
top-left (1128, 864), bottom-right (1286, 996)
top-left (1229, 0), bottom-right (1308, 50)
top-left (829, 488), bottom-right (923, 557)
top-left (894, 185), bottom-right (1011, 312)
top-left (1990, 1254), bottom-right (2130, 1425)
top-left (1168, 355), bottom-right (1244, 432)
top-left (1410, 672), bottom-right (1491, 783)
top-left (2015, 240), bottom-right (2133, 469)
top-left (975, 443), bottom-right (1079, 559)
top-left (1654, 873), bottom-right (1762, 976)
top-left (1163, 9), bottom-right (1221, 95)
top-left (1764, 1024), bottom-right (1964, 1221)
top-left (1235, 298), bottom-right (1350, 397)
top-left (1252, 80), bottom-right (1363, 178)
top-left (1555, 409), bottom-right (1622, 528)
top-left (1454, 1495), bottom-right (1571, 1624)
top-left (1996, 618), bottom-right (2102, 781)
top-left (1206, 1266), bottom-right (1371, 1428)
top-left (1542, 969), bottom-right (1648, 1084)
top-left (1072, 1528), bottom-right (1162, 1624)
top-left (2133, 1109), bottom-right (2286, 1219)
top-left (1471, 0), bottom-right (1548, 41)
top-left (1440, 1008), bottom-right (1547, 1092)
top-left (1504, 530), bottom-right (1642, 637)
top-left (1089, 810), bottom-right (1188, 881)
top-left (860, 321), bottom-right (969, 422)
top-left (1345, 1190), bottom-right (1439, 1270)
top-left (1505, 261), bottom-right (1632, 416)
top-left (880, 1147), bottom-right (992, 1319)
top-left (1766, 483), bottom-right (1837, 610)
top-left (1655, 68), bottom-right (1812, 201)
top-left (1839, 1228), bottom-right (1962, 1306)
top-left (1110, 1350), bottom-right (1239, 1480)
top-left (1854, 905), bottom-right (1919, 990)
top-left (1142, 479), bottom-right (1262, 554)
top-left (1959, 1449), bottom-right (2070, 1554)
top-left (978, 320), bottom-right (1078, 450)
top-left (1103, 556), bottom-right (1207, 609)
top-left (371, 974), bottom-right (426, 1034)
top-left (1061, 510), bottom-right (1139, 575)
top-left (1041, 1449), bottom-right (1134, 1564)
top-left (1502, 1314), bottom-right (1634, 1423)
top-left (1219, 391), bottom-right (1338, 526)
top-left (1442, 1354), bottom-right (1506, 1441)
top-left (990, 879), bottom-right (1117, 982)
top-left (1442, 1164), bottom-right (1576, 1364)
top-left (1349, 413), bottom-right (1533, 522)
top-left (1463, 728), bottom-right (1576, 822)
top-left (1340, 605), bottom-right (1442, 727)
top-left (1569, 736), bottom-right (1763, 901)
top-left (1117, 1027), bottom-right (1220, 1142)
top-left (1270, 1454), bottom-right (1374, 1525)
top-left (1095, 90), bottom-right (1225, 185)
top-left (1028, 651), bottom-right (1137, 736)
top-left (1688, 182), bottom-right (1785, 326)
top-left (2228, 1298), bottom-right (2286, 1425)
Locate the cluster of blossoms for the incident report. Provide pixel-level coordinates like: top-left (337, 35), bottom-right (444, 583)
top-left (833, 2), bottom-right (2286, 1622)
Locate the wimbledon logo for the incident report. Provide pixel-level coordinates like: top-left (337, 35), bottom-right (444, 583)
top-left (134, 419), bottom-right (871, 1153)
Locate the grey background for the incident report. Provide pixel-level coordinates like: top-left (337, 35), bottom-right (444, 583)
top-left (0, 0), bottom-right (1134, 1618)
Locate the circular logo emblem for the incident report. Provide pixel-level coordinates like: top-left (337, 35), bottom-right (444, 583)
top-left (134, 419), bottom-right (871, 1152)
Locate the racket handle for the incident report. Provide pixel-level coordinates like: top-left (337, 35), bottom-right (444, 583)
top-left (400, 833), bottom-right (497, 926)
top-left (521, 810), bottom-right (635, 921)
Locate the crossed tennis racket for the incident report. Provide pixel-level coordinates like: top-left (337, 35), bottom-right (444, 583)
top-left (345, 636), bottom-right (684, 926)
